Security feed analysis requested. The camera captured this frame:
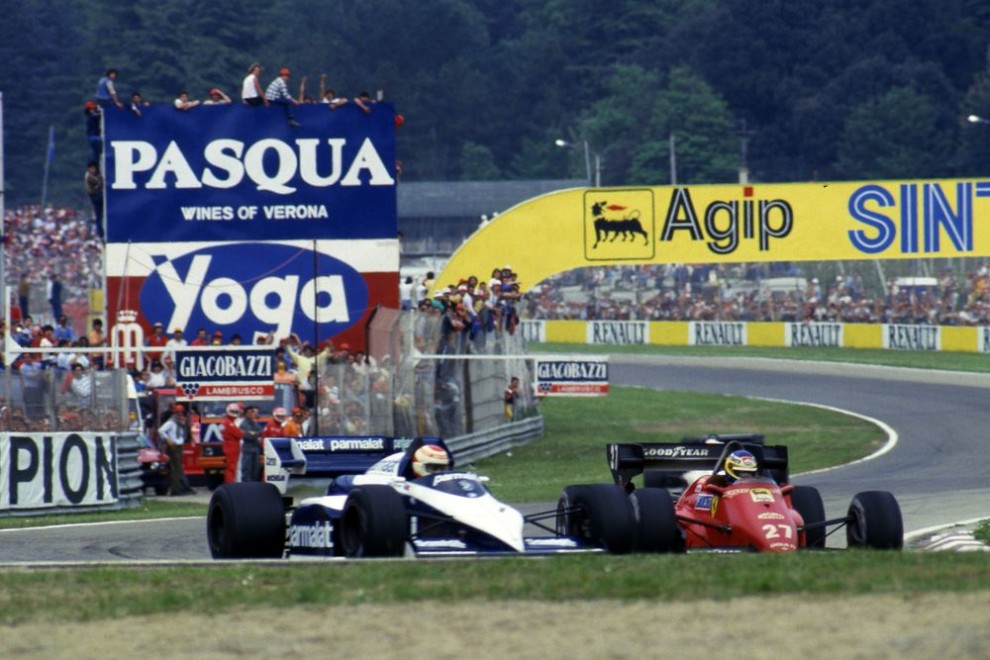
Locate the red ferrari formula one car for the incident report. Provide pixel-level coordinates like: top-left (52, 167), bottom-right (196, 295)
top-left (597, 435), bottom-right (903, 553)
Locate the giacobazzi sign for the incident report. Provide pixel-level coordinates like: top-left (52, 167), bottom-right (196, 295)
top-left (534, 356), bottom-right (609, 396)
top-left (175, 348), bottom-right (274, 401)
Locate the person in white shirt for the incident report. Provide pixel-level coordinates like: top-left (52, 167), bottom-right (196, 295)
top-left (242, 63), bottom-right (268, 106)
top-left (158, 405), bottom-right (194, 495)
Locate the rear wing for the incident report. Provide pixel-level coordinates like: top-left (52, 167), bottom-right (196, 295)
top-left (607, 434), bottom-right (789, 488)
top-left (262, 436), bottom-right (445, 493)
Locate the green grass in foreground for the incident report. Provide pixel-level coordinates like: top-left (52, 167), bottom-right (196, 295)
top-left (532, 342), bottom-right (990, 373)
top-left (0, 552), bottom-right (988, 624)
top-left (975, 520), bottom-right (990, 545)
top-left (478, 387), bottom-right (885, 502)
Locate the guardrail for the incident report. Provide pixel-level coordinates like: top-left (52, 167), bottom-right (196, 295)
top-left (447, 414), bottom-right (545, 465)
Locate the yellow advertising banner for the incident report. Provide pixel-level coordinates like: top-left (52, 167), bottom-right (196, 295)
top-left (436, 180), bottom-right (990, 292)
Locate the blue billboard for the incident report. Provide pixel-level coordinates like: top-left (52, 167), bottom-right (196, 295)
top-left (103, 103), bottom-right (397, 243)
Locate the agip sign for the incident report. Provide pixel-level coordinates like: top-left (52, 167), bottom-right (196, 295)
top-left (437, 179), bottom-right (990, 295)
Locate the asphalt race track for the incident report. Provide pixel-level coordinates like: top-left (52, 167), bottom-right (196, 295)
top-left (1, 355), bottom-right (987, 562)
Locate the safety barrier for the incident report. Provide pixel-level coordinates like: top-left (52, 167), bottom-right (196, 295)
top-left (447, 414), bottom-right (545, 465)
top-left (521, 319), bottom-right (990, 353)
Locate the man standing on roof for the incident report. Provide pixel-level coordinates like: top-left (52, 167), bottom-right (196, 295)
top-left (222, 402), bottom-right (245, 483)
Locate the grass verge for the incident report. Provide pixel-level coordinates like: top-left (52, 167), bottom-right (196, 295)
top-left (477, 386), bottom-right (885, 502)
top-left (0, 552), bottom-right (988, 624)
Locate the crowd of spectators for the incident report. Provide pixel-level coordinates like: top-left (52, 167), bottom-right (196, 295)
top-left (520, 262), bottom-right (990, 327)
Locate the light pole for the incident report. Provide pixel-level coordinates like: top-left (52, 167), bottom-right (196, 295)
top-left (968, 114), bottom-right (990, 125)
top-left (555, 138), bottom-right (601, 187)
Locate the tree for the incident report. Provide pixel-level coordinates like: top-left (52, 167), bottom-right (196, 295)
top-left (631, 66), bottom-right (737, 185)
top-left (835, 87), bottom-right (953, 179)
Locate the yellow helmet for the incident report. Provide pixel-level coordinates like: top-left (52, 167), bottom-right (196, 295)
top-left (724, 450), bottom-right (758, 483)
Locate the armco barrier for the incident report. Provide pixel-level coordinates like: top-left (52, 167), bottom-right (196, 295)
top-left (446, 415), bottom-right (545, 465)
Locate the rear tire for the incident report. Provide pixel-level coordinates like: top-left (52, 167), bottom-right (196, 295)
top-left (846, 491), bottom-right (903, 550)
top-left (340, 486), bottom-right (409, 557)
top-left (629, 487), bottom-right (683, 553)
top-left (207, 483), bottom-right (286, 559)
top-left (556, 484), bottom-right (635, 554)
top-left (790, 485), bottom-right (826, 549)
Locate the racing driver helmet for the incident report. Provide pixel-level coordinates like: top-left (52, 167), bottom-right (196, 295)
top-left (411, 444), bottom-right (450, 478)
top-left (226, 402), bottom-right (243, 417)
top-left (724, 450), bottom-right (759, 483)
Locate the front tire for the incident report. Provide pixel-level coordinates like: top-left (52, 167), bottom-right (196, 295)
top-left (790, 485), bottom-right (826, 549)
top-left (207, 483), bottom-right (286, 559)
top-left (846, 491), bottom-right (903, 550)
top-left (556, 484), bottom-right (635, 554)
top-left (340, 486), bottom-right (409, 557)
top-left (629, 487), bottom-right (683, 553)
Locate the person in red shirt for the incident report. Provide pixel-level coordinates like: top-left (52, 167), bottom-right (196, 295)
top-left (262, 407), bottom-right (288, 439)
top-left (190, 328), bottom-right (209, 346)
top-left (145, 322), bottom-right (168, 364)
top-left (221, 402), bottom-right (244, 483)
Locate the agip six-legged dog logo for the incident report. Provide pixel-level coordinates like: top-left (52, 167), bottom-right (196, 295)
top-left (583, 189), bottom-right (655, 261)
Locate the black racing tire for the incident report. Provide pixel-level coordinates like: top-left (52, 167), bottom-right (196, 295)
top-left (629, 487), bottom-right (683, 553)
top-left (556, 484), bottom-right (635, 554)
top-left (846, 490), bottom-right (903, 550)
top-left (340, 486), bottom-right (409, 557)
top-left (207, 483), bottom-right (286, 559)
top-left (790, 485), bottom-right (826, 549)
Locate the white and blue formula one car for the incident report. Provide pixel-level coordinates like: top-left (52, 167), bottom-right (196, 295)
top-left (206, 436), bottom-right (639, 559)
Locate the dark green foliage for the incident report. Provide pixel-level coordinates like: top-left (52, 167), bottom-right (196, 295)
top-left (3, 0), bottom-right (990, 207)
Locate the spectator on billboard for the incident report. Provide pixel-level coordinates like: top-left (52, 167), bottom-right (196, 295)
top-left (241, 63), bottom-right (268, 106)
top-left (265, 67), bottom-right (300, 127)
top-left (146, 360), bottom-right (170, 389)
top-left (173, 91), bottom-right (201, 111)
top-left (354, 90), bottom-right (377, 115)
top-left (95, 69), bottom-right (124, 109)
top-left (211, 330), bottom-right (224, 345)
top-left (319, 77), bottom-right (350, 110)
top-left (84, 102), bottom-right (102, 161)
top-left (129, 91), bottom-right (150, 117)
top-left (204, 88), bottom-right (232, 105)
